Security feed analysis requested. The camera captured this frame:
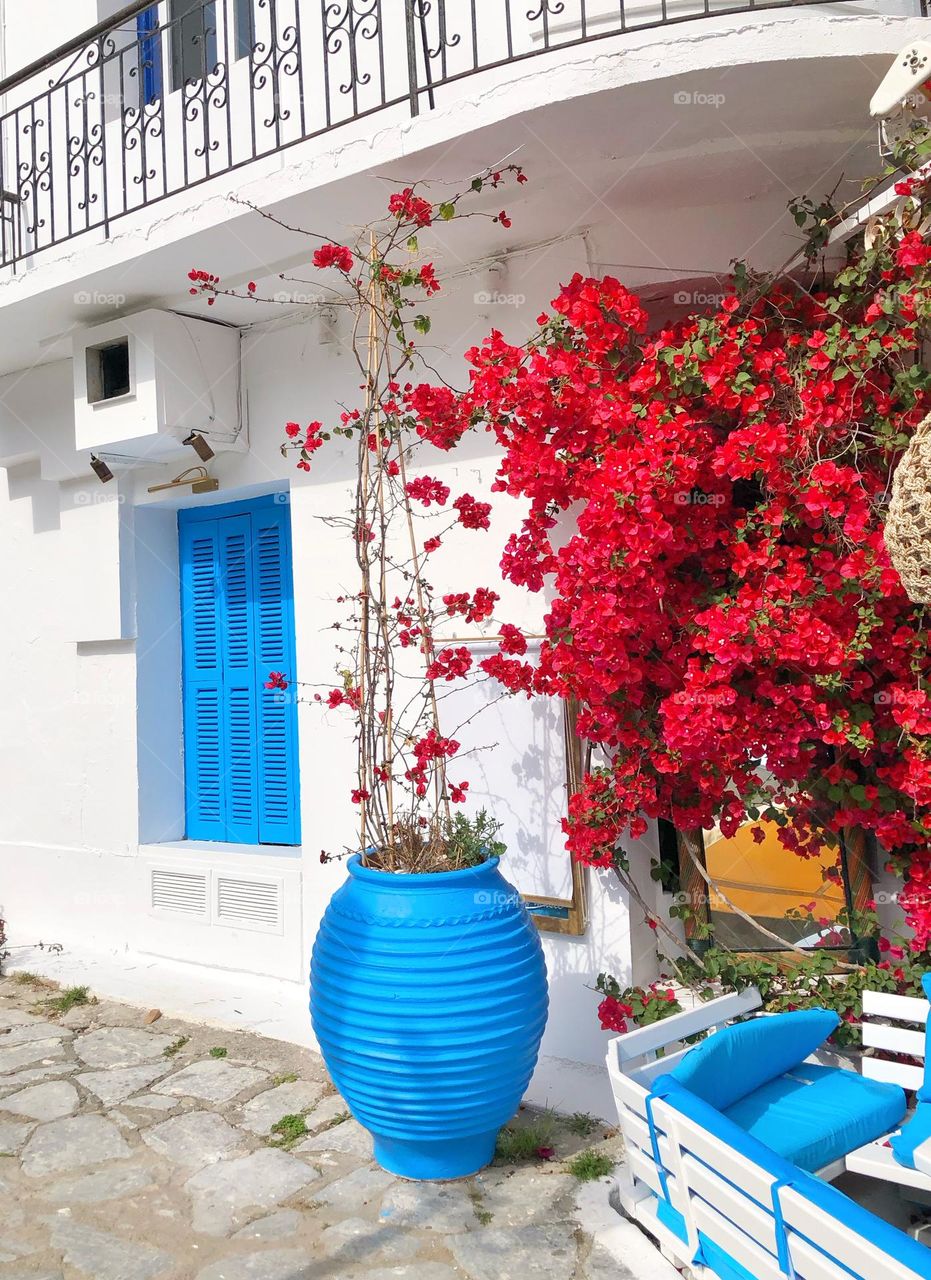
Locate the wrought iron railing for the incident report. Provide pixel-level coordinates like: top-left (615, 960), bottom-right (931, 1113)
top-left (0, 0), bottom-right (923, 271)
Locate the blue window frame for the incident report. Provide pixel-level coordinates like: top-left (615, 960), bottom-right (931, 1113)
top-left (137, 2), bottom-right (219, 103)
top-left (137, 7), bottom-right (162, 105)
top-left (179, 495), bottom-right (300, 846)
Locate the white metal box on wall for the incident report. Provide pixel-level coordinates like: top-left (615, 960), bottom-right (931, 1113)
top-left (72, 309), bottom-right (243, 460)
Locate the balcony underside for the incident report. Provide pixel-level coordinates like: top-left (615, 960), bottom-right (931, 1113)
top-left (0, 4), bottom-right (925, 380)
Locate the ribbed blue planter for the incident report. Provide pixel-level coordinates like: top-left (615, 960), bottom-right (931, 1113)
top-left (309, 854), bottom-right (548, 1180)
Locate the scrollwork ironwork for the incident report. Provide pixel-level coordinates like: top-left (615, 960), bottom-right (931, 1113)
top-left (0, 0), bottom-right (866, 270)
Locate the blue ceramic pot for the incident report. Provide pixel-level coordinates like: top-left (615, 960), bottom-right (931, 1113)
top-left (310, 854), bottom-right (548, 1180)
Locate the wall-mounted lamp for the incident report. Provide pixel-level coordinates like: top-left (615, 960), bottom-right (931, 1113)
top-left (90, 454), bottom-right (114, 483)
top-left (147, 466), bottom-right (218, 495)
top-left (183, 431), bottom-right (215, 462)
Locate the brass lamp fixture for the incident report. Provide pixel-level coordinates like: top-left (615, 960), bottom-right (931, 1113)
top-left (147, 466), bottom-right (218, 495)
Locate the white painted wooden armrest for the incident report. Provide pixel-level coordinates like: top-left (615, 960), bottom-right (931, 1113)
top-left (913, 1139), bottom-right (931, 1180)
top-left (611, 985), bottom-right (762, 1067)
top-left (846, 1133), bottom-right (931, 1193)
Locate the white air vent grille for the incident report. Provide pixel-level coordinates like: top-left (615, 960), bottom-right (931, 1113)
top-left (150, 868), bottom-right (208, 917)
top-left (215, 876), bottom-right (282, 932)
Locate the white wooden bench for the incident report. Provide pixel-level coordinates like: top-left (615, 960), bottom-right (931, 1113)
top-left (606, 984), bottom-right (768, 1238)
top-left (845, 987), bottom-right (931, 1195)
top-left (605, 986), bottom-right (931, 1279)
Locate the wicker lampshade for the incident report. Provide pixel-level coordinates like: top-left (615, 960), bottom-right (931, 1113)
top-left (886, 413), bottom-right (931, 604)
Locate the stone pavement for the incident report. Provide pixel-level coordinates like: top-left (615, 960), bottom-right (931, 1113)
top-left (0, 975), bottom-right (633, 1280)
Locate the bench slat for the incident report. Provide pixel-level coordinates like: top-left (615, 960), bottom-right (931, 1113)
top-left (862, 1022), bottom-right (925, 1057)
top-left (682, 1153), bottom-right (779, 1255)
top-left (781, 1184), bottom-right (929, 1280)
top-left (862, 989), bottom-right (929, 1024)
top-left (789, 1233), bottom-right (881, 1280)
top-left (689, 1196), bottom-right (785, 1280)
top-left (862, 1057), bottom-right (924, 1091)
top-left (612, 985), bottom-right (761, 1064)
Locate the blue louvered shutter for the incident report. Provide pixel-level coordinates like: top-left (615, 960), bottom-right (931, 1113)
top-left (217, 515), bottom-right (259, 842)
top-left (180, 498), bottom-right (299, 846)
top-left (180, 518), bottom-right (226, 841)
top-left (251, 504), bottom-right (301, 845)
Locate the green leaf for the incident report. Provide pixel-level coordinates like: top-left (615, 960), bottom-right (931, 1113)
top-left (439, 202), bottom-right (456, 221)
top-left (413, 315), bottom-right (431, 335)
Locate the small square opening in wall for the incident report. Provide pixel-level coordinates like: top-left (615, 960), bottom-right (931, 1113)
top-left (86, 338), bottom-right (131, 404)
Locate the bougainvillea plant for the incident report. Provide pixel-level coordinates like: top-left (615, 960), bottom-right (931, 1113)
top-left (190, 167), bottom-right (526, 872)
top-left (396, 173), bottom-right (931, 950)
top-left (594, 974), bottom-right (682, 1035)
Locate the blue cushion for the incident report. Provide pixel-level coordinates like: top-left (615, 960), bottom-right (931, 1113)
top-left (651, 1075), bottom-right (931, 1280)
top-left (669, 1008), bottom-right (840, 1111)
top-left (918, 972), bottom-right (931, 1103)
top-left (724, 1063), bottom-right (906, 1172)
top-left (892, 1100), bottom-right (931, 1170)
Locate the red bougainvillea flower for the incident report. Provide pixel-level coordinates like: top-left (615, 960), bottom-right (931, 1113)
top-left (419, 264), bottom-right (440, 296)
top-left (425, 647), bottom-right (473, 682)
top-left (388, 187), bottom-right (433, 228)
top-left (450, 781), bottom-right (470, 803)
top-left (442, 588), bottom-right (499, 623)
top-left (597, 996), bottom-right (634, 1033)
top-left (453, 494), bottom-right (492, 530)
top-left (265, 671), bottom-right (288, 691)
top-left (313, 243), bottom-right (354, 272)
top-left (326, 687), bottom-right (361, 710)
top-left (499, 623), bottom-right (527, 655)
top-left (405, 475), bottom-right (450, 507)
top-left (188, 268), bottom-right (220, 303)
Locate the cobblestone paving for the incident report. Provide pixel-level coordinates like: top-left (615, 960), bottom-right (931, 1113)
top-left (0, 977), bottom-right (628, 1280)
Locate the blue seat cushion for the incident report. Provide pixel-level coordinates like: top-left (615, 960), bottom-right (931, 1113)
top-left (669, 1008), bottom-right (839, 1111)
top-left (892, 1100), bottom-right (931, 1170)
top-left (723, 1062), bottom-right (906, 1172)
top-left (651, 1075), bottom-right (931, 1280)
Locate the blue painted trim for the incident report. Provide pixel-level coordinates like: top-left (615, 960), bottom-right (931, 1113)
top-left (770, 1177), bottom-right (792, 1275)
top-left (178, 492), bottom-right (289, 524)
top-left (136, 8), bottom-right (162, 105)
